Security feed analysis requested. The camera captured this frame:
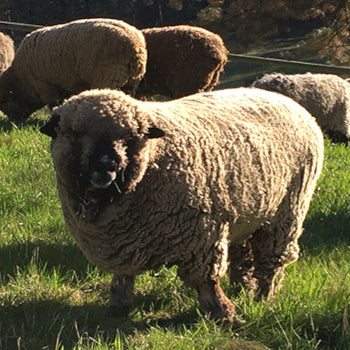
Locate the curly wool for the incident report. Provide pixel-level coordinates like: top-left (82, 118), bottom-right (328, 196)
top-left (42, 87), bottom-right (323, 321)
top-left (0, 18), bottom-right (147, 121)
top-left (137, 25), bottom-right (227, 99)
top-left (0, 32), bottom-right (14, 76)
top-left (252, 72), bottom-right (350, 142)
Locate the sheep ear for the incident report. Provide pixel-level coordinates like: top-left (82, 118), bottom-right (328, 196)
top-left (40, 113), bottom-right (61, 138)
top-left (146, 127), bottom-right (165, 139)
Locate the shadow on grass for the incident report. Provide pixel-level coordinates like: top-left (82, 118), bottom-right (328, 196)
top-left (0, 241), bottom-right (90, 281)
top-left (292, 308), bottom-right (350, 350)
top-left (0, 299), bottom-right (202, 350)
top-left (1, 296), bottom-right (347, 350)
top-left (302, 211), bottom-right (350, 255)
top-left (0, 109), bottom-right (50, 132)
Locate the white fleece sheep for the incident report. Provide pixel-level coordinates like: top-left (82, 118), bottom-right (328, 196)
top-left (252, 72), bottom-right (350, 142)
top-left (0, 18), bottom-right (147, 122)
top-left (40, 87), bottom-right (324, 322)
top-left (0, 32), bottom-right (14, 76)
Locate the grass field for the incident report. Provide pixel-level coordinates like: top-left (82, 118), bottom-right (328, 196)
top-left (0, 110), bottom-right (349, 350)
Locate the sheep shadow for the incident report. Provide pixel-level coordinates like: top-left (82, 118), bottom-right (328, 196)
top-left (0, 241), bottom-right (90, 281)
top-left (0, 108), bottom-right (50, 132)
top-left (0, 299), bottom-right (201, 350)
top-left (0, 295), bottom-right (346, 349)
top-left (301, 211), bottom-right (350, 254)
top-left (0, 242), bottom-right (204, 349)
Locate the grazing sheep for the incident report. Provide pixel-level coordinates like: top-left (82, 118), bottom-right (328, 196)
top-left (0, 32), bottom-right (14, 76)
top-left (136, 25), bottom-right (228, 99)
top-left (252, 72), bottom-right (350, 142)
top-left (0, 18), bottom-right (147, 122)
top-left (40, 87), bottom-right (323, 322)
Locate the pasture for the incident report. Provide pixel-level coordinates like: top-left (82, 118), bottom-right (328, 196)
top-left (0, 109), bottom-right (349, 349)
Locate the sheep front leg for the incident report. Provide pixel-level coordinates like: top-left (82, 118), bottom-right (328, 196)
top-left (196, 279), bottom-right (236, 323)
top-left (108, 274), bottom-right (135, 317)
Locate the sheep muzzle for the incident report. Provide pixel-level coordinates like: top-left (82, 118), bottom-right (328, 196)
top-left (90, 170), bottom-right (117, 189)
top-left (89, 154), bottom-right (126, 193)
top-left (90, 155), bottom-right (118, 189)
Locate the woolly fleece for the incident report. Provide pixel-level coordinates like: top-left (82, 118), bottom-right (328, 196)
top-left (0, 32), bottom-right (14, 76)
top-left (252, 72), bottom-right (350, 142)
top-left (42, 87), bottom-right (324, 322)
top-left (137, 25), bottom-right (227, 99)
top-left (0, 18), bottom-right (147, 121)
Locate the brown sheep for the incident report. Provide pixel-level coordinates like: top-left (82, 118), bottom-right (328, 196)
top-left (136, 25), bottom-right (228, 99)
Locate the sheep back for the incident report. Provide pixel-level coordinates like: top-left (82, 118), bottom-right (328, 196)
top-left (0, 32), bottom-right (14, 76)
top-left (137, 25), bottom-right (228, 99)
top-left (252, 72), bottom-right (350, 142)
top-left (0, 18), bottom-right (147, 121)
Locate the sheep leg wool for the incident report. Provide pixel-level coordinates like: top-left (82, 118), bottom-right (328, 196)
top-left (40, 87), bottom-right (324, 323)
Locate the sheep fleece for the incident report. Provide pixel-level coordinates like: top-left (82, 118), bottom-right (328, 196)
top-left (0, 32), bottom-right (14, 75)
top-left (137, 25), bottom-right (227, 98)
top-left (46, 88), bottom-right (323, 318)
top-left (0, 18), bottom-right (147, 120)
top-left (252, 72), bottom-right (350, 141)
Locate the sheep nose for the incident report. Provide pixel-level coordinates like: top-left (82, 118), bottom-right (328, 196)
top-left (99, 155), bottom-right (117, 172)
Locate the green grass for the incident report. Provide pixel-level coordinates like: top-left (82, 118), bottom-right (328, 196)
top-left (0, 110), bottom-right (349, 350)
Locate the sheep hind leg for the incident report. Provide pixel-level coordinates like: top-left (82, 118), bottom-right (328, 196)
top-left (195, 279), bottom-right (236, 323)
top-left (229, 241), bottom-right (256, 296)
top-left (108, 274), bottom-right (135, 317)
top-left (249, 215), bottom-right (302, 301)
top-left (249, 168), bottom-right (313, 301)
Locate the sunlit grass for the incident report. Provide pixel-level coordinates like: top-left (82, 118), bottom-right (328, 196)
top-left (0, 111), bottom-right (349, 349)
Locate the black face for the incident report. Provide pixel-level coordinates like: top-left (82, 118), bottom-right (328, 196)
top-left (40, 112), bottom-right (165, 223)
top-left (86, 136), bottom-right (128, 192)
top-left (73, 134), bottom-right (130, 223)
top-left (0, 72), bottom-right (39, 122)
top-left (0, 92), bottom-right (36, 122)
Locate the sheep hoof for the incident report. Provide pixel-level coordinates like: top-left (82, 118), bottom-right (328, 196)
top-left (108, 275), bottom-right (135, 317)
top-left (196, 280), bottom-right (236, 323)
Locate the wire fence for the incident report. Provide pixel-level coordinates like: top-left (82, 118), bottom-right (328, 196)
top-left (1, 19), bottom-right (350, 76)
top-left (0, 20), bottom-right (42, 32)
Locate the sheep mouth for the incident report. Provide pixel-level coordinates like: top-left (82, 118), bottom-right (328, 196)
top-left (78, 172), bottom-right (124, 223)
top-left (90, 170), bottom-right (117, 189)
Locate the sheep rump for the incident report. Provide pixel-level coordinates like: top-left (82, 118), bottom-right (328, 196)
top-left (136, 25), bottom-right (227, 99)
top-left (41, 87), bottom-right (324, 322)
top-left (0, 32), bottom-right (14, 76)
top-left (252, 72), bottom-right (350, 142)
top-left (0, 18), bottom-right (147, 122)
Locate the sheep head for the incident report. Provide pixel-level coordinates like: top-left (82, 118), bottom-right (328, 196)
top-left (40, 92), bottom-right (164, 222)
top-left (0, 67), bottom-right (40, 122)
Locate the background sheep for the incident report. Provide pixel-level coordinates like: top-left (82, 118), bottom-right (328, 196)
top-left (252, 72), bottom-right (350, 143)
top-left (0, 32), bottom-right (15, 76)
top-left (136, 25), bottom-right (227, 99)
top-left (40, 87), bottom-right (323, 322)
top-left (0, 18), bottom-right (147, 122)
